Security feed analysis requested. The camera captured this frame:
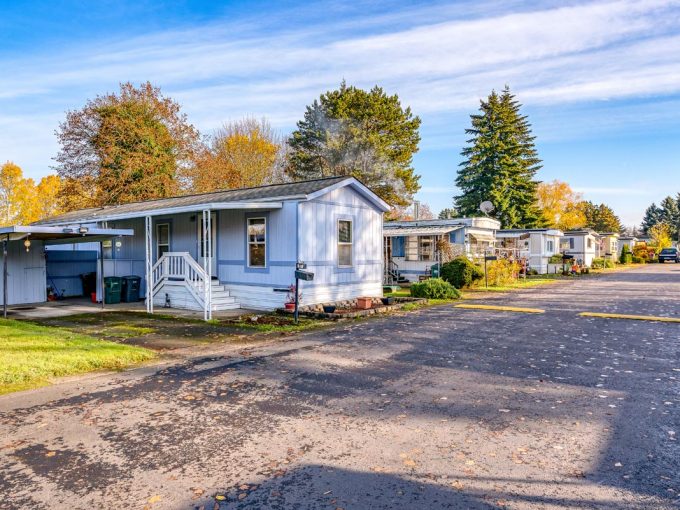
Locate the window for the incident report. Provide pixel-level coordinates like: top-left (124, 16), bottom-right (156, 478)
top-left (587, 238), bottom-right (593, 249)
top-left (546, 240), bottom-right (554, 253)
top-left (419, 236), bottom-right (435, 261)
top-left (569, 238), bottom-right (575, 250)
top-left (247, 218), bottom-right (266, 267)
top-left (156, 223), bottom-right (170, 258)
top-left (405, 236), bottom-right (419, 261)
top-left (338, 219), bottom-right (353, 266)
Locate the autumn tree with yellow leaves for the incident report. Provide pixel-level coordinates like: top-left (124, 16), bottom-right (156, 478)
top-left (536, 180), bottom-right (586, 231)
top-left (189, 118), bottom-right (285, 192)
top-left (0, 162), bottom-right (62, 226)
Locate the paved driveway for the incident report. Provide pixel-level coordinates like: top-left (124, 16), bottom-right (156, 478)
top-left (1, 264), bottom-right (679, 509)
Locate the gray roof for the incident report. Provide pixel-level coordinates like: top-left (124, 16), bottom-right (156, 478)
top-left (35, 176), bottom-right (375, 226)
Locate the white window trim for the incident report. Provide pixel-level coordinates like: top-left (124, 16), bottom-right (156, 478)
top-left (337, 219), bottom-right (353, 267)
top-left (418, 235), bottom-right (435, 262)
top-left (156, 222), bottom-right (170, 259)
top-left (247, 217), bottom-right (267, 268)
top-left (546, 239), bottom-right (554, 253)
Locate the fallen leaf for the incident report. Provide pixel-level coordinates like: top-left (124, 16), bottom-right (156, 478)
top-left (148, 495), bottom-right (162, 504)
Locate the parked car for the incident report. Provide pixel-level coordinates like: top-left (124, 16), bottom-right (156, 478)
top-left (658, 247), bottom-right (680, 263)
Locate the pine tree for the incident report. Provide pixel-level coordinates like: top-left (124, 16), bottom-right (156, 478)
top-left (287, 81), bottom-right (421, 206)
top-left (659, 196), bottom-right (680, 240)
top-left (438, 207), bottom-right (458, 219)
top-left (579, 201), bottom-right (623, 233)
top-left (641, 203), bottom-right (662, 234)
top-left (455, 86), bottom-right (543, 228)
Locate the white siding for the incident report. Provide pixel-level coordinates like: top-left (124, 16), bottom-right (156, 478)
top-left (297, 186), bottom-right (383, 304)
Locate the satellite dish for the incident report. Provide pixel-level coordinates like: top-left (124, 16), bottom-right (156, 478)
top-left (479, 201), bottom-right (494, 214)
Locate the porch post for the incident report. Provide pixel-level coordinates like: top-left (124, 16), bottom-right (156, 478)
top-left (3, 234), bottom-right (8, 319)
top-left (202, 209), bottom-right (212, 321)
top-left (99, 241), bottom-right (105, 310)
top-left (145, 216), bottom-right (153, 314)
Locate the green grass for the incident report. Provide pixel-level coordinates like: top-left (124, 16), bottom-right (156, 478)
top-left (0, 319), bottom-right (156, 395)
top-left (218, 314), bottom-right (331, 333)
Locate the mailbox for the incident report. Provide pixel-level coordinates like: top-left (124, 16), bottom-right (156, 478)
top-left (484, 255), bottom-right (498, 261)
top-left (295, 269), bottom-right (314, 281)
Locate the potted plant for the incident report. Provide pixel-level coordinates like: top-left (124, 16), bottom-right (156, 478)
top-left (356, 296), bottom-right (372, 309)
top-left (284, 284), bottom-right (299, 311)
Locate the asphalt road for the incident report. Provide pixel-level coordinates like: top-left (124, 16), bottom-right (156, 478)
top-left (1, 264), bottom-right (679, 510)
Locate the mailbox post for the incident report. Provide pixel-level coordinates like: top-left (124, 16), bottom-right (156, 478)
top-left (294, 262), bottom-right (314, 324)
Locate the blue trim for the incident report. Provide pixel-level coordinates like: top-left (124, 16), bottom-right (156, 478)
top-left (392, 236), bottom-right (405, 257)
top-left (244, 211), bottom-right (269, 273)
top-left (218, 259), bottom-right (296, 267)
top-left (220, 279), bottom-right (382, 288)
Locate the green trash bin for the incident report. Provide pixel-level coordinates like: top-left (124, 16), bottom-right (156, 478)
top-left (121, 275), bottom-right (141, 302)
top-left (430, 263), bottom-right (440, 278)
top-left (104, 276), bottom-right (122, 304)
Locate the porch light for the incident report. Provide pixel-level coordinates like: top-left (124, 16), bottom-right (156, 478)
top-left (79, 226), bottom-right (89, 234)
top-left (23, 239), bottom-right (31, 252)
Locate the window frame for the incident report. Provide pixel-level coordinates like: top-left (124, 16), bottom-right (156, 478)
top-left (337, 219), bottom-right (353, 268)
top-left (418, 235), bottom-right (435, 261)
top-left (156, 222), bottom-right (170, 259)
top-left (246, 216), bottom-right (267, 268)
top-left (546, 239), bottom-right (554, 253)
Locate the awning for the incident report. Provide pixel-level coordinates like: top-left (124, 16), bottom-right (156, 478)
top-left (467, 230), bottom-right (496, 243)
top-left (0, 225), bottom-right (134, 243)
top-left (383, 225), bottom-right (462, 237)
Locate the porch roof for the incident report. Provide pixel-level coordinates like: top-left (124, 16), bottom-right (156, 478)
top-left (34, 176), bottom-right (390, 226)
top-left (0, 225), bottom-right (134, 243)
top-left (383, 225), bottom-right (463, 237)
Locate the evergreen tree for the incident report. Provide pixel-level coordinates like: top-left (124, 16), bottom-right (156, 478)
top-left (287, 82), bottom-right (421, 206)
top-left (579, 201), bottom-right (623, 233)
top-left (659, 195), bottom-right (680, 240)
top-left (641, 203), bottom-right (662, 234)
top-left (438, 207), bottom-right (458, 219)
top-left (454, 86), bottom-right (543, 228)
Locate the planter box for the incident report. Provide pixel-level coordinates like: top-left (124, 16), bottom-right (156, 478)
top-left (356, 297), bottom-right (372, 309)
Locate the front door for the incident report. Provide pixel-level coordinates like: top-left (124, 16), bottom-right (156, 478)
top-left (197, 212), bottom-right (217, 276)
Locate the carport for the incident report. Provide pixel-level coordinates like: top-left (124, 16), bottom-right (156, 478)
top-left (0, 225), bottom-right (134, 318)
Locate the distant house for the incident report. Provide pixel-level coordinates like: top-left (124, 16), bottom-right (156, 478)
top-left (618, 236), bottom-right (638, 254)
top-left (598, 233), bottom-right (620, 261)
top-left (495, 228), bottom-right (563, 274)
top-left (562, 230), bottom-right (600, 267)
top-left (383, 218), bottom-right (499, 283)
top-left (2, 177), bottom-right (389, 318)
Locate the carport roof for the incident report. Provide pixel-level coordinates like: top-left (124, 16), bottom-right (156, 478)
top-left (0, 225), bottom-right (134, 243)
top-left (383, 225), bottom-right (463, 237)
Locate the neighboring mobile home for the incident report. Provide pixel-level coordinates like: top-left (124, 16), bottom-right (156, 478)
top-left (383, 218), bottom-right (499, 283)
top-left (562, 230), bottom-right (600, 267)
top-left (2, 177), bottom-right (389, 318)
top-left (598, 233), bottom-right (620, 261)
top-left (618, 236), bottom-right (638, 255)
top-left (495, 229), bottom-right (563, 274)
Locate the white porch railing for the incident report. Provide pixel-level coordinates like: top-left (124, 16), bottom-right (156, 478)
top-left (150, 252), bottom-right (211, 318)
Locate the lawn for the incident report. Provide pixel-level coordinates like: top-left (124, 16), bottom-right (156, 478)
top-left (0, 319), bottom-right (156, 395)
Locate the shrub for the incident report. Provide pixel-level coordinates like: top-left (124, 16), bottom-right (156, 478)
top-left (631, 255), bottom-right (644, 264)
top-left (486, 259), bottom-right (521, 286)
top-left (619, 245), bottom-right (633, 264)
top-left (409, 278), bottom-right (461, 299)
top-left (592, 258), bottom-right (615, 269)
top-left (548, 254), bottom-right (564, 264)
top-left (441, 256), bottom-right (484, 289)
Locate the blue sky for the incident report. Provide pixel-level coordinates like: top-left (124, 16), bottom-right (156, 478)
top-left (1, 0), bottom-right (679, 225)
